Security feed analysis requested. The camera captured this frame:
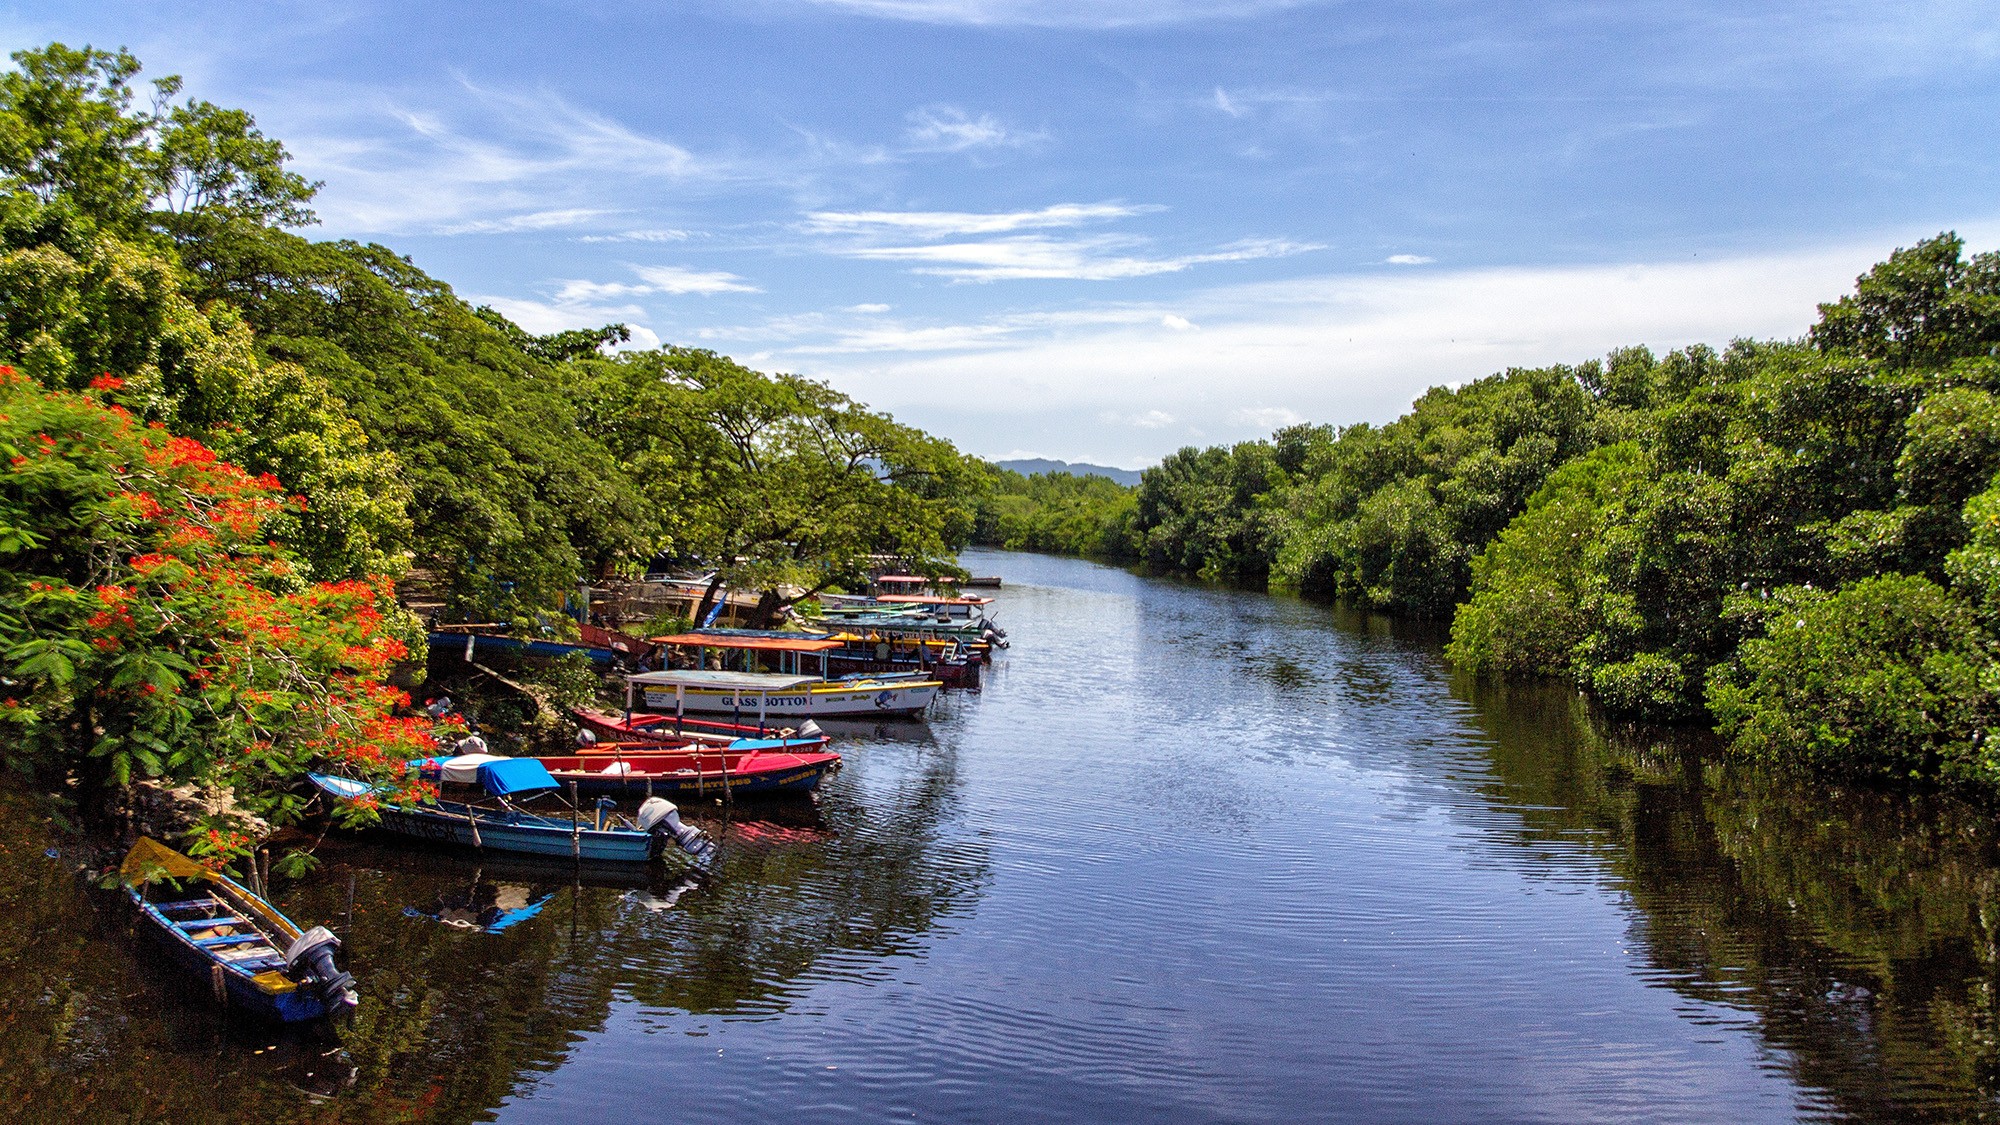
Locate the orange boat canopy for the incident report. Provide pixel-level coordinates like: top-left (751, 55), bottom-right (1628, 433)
top-left (877, 594), bottom-right (994, 607)
top-left (874, 574), bottom-right (933, 584)
top-left (649, 632), bottom-right (843, 653)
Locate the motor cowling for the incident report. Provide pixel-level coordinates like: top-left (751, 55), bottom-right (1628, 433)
top-left (637, 797), bottom-right (713, 859)
top-left (795, 719), bottom-right (825, 741)
top-left (284, 925), bottom-right (359, 1016)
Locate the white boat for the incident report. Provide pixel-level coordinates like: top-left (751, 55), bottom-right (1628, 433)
top-left (626, 669), bottom-right (940, 721)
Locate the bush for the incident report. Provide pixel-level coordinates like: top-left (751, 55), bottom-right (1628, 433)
top-left (1706, 575), bottom-right (1999, 784)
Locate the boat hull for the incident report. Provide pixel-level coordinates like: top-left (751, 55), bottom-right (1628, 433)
top-left (571, 708), bottom-right (828, 745)
top-left (428, 631), bottom-right (627, 666)
top-left (539, 748), bottom-right (839, 799)
top-left (125, 874), bottom-right (329, 1023)
top-left (309, 774), bottom-right (663, 863)
top-left (638, 680), bottom-right (940, 718)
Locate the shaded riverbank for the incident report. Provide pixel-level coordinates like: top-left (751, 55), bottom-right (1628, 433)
top-left (4, 549), bottom-right (1999, 1122)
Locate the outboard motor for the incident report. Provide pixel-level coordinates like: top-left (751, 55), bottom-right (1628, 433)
top-left (981, 626), bottom-right (1009, 650)
top-left (284, 925), bottom-right (359, 1016)
top-left (637, 797), bottom-right (713, 860)
top-left (576, 727), bottom-right (597, 748)
top-left (456, 733), bottom-right (488, 755)
top-left (795, 719), bottom-right (825, 741)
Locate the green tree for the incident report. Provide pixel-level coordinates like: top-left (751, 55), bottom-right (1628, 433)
top-left (1707, 575), bottom-right (2000, 785)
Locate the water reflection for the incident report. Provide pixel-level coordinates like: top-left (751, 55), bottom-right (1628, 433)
top-left (0, 714), bottom-right (984, 1122)
top-left (1454, 675), bottom-right (2000, 1121)
top-left (10, 551), bottom-right (2000, 1122)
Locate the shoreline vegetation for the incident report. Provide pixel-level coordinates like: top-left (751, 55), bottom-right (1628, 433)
top-left (975, 240), bottom-right (2000, 793)
top-left (1, 40), bottom-right (1996, 878)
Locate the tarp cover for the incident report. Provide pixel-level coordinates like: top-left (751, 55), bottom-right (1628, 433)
top-left (628, 669), bottom-right (822, 691)
top-left (120, 837), bottom-right (210, 886)
top-left (477, 757), bottom-right (559, 796)
top-left (412, 753), bottom-right (507, 784)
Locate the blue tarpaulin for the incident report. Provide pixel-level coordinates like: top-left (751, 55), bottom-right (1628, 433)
top-left (477, 758), bottom-right (559, 796)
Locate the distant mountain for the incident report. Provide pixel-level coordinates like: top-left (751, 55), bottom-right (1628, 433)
top-left (994, 458), bottom-right (1144, 487)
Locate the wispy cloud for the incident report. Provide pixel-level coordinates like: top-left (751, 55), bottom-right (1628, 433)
top-left (578, 229), bottom-right (691, 244)
top-left (904, 105), bottom-right (1045, 152)
top-left (777, 0), bottom-right (1325, 29)
top-left (285, 78), bottom-right (722, 235)
top-left (778, 231), bottom-right (1998, 464)
top-left (838, 234), bottom-right (1318, 282)
top-left (436, 207), bottom-right (619, 235)
top-left (803, 202), bottom-right (1148, 237)
top-left (1101, 408), bottom-right (1178, 429)
top-left (1230, 406), bottom-right (1304, 429)
top-left (632, 265), bottom-right (760, 294)
top-left (1384, 254), bottom-right (1434, 265)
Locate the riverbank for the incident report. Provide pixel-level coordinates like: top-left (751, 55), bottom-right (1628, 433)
top-left (7, 549), bottom-right (1998, 1122)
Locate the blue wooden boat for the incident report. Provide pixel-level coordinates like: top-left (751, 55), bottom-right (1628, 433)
top-left (428, 630), bottom-right (625, 666)
top-left (309, 757), bottom-right (712, 865)
top-left (120, 838), bottom-right (358, 1024)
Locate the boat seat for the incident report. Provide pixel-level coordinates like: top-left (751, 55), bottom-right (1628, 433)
top-left (174, 915), bottom-right (245, 929)
top-left (156, 897), bottom-right (224, 912)
top-left (193, 933), bottom-right (267, 948)
top-left (217, 944), bottom-right (279, 963)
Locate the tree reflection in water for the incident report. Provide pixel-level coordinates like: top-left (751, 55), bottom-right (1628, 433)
top-left (1456, 675), bottom-right (2000, 1122)
top-left (0, 726), bottom-right (984, 1123)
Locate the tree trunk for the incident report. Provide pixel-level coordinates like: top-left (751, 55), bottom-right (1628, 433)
top-left (690, 572), bottom-right (726, 630)
top-left (745, 589), bottom-right (786, 630)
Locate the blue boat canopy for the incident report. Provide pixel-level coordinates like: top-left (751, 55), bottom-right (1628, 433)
top-left (477, 758), bottom-right (559, 796)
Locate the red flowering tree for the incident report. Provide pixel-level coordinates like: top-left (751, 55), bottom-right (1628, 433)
top-left (0, 366), bottom-right (432, 869)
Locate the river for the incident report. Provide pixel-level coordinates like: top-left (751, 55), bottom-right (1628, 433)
top-left (7, 548), bottom-right (2000, 1122)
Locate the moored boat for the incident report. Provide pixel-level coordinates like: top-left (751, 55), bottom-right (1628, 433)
top-left (638, 632), bottom-right (944, 718)
top-left (120, 837), bottom-right (359, 1023)
top-left (309, 757), bottom-right (714, 865)
top-left (535, 741), bottom-right (841, 799)
top-left (628, 667), bottom-right (941, 720)
top-left (569, 706), bottom-right (822, 745)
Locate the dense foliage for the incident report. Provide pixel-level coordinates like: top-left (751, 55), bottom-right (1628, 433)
top-left (0, 370), bottom-right (435, 864)
top-left (971, 467), bottom-right (1137, 558)
top-left (1123, 233), bottom-right (2000, 789)
top-left (0, 42), bottom-right (988, 854)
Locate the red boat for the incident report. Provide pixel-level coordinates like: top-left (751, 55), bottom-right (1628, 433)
top-left (538, 741), bottom-right (840, 799)
top-left (572, 707), bottom-right (825, 746)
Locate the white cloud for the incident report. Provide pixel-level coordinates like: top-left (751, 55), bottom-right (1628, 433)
top-left (1162, 313), bottom-right (1197, 331)
top-left (436, 208), bottom-right (618, 235)
top-left (1109, 409), bottom-right (1177, 429)
top-left (839, 234), bottom-right (1318, 282)
top-left (282, 79), bottom-right (720, 236)
top-left (1384, 254), bottom-right (1434, 265)
top-left (803, 202), bottom-right (1148, 238)
top-left (1231, 406), bottom-right (1305, 430)
top-left (778, 0), bottom-right (1323, 29)
top-left (847, 303), bottom-right (893, 313)
top-left (578, 229), bottom-right (691, 243)
top-left (1212, 87), bottom-right (1246, 118)
top-left (773, 228), bottom-right (2000, 464)
top-left (631, 265), bottom-right (760, 295)
top-left (904, 105), bottom-right (1044, 152)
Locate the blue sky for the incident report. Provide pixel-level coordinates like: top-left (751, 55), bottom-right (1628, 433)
top-left (9, 1), bottom-right (2000, 467)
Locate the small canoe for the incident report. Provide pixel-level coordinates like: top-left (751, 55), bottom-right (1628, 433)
top-left (120, 838), bottom-right (358, 1024)
top-left (536, 741), bottom-right (842, 798)
top-left (309, 758), bottom-right (713, 865)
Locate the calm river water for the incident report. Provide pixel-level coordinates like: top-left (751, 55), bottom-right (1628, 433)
top-left (8, 549), bottom-right (2000, 1122)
